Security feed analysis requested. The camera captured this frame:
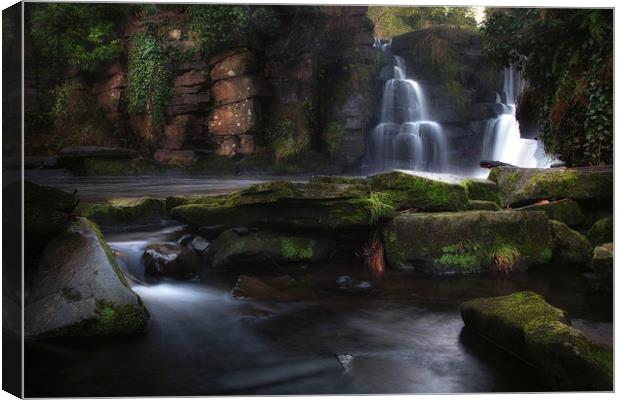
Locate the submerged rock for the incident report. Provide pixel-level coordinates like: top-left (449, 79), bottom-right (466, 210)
top-left (177, 233), bottom-right (194, 246)
top-left (78, 197), bottom-right (167, 227)
top-left (170, 181), bottom-right (393, 230)
top-left (587, 217), bottom-right (613, 246)
top-left (591, 243), bottom-right (613, 293)
top-left (516, 198), bottom-right (586, 228)
top-left (461, 291), bottom-right (612, 390)
top-left (25, 218), bottom-right (148, 338)
top-left (143, 243), bottom-right (200, 279)
top-left (207, 229), bottom-right (332, 269)
top-left (367, 171), bottom-right (468, 211)
top-left (383, 210), bottom-right (552, 274)
top-left (189, 235), bottom-right (209, 253)
top-left (548, 220), bottom-right (592, 265)
top-left (488, 166), bottom-right (613, 207)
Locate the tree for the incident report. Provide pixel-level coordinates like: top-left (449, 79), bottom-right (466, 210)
top-left (368, 6), bottom-right (477, 38)
top-left (482, 8), bottom-right (612, 166)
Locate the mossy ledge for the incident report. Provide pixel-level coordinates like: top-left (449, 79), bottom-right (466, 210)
top-left (78, 197), bottom-right (167, 227)
top-left (461, 291), bottom-right (612, 390)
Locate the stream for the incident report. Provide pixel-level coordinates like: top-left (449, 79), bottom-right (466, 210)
top-left (24, 175), bottom-right (612, 396)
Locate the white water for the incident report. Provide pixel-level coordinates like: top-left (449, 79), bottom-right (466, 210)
top-left (370, 52), bottom-right (447, 173)
top-left (481, 68), bottom-right (555, 169)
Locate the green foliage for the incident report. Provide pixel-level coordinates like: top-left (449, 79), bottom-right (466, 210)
top-left (482, 9), bottom-right (612, 166)
top-left (265, 119), bottom-right (310, 162)
top-left (127, 32), bottom-right (172, 125)
top-left (186, 5), bottom-right (249, 53)
top-left (368, 6), bottom-right (478, 38)
top-left (29, 3), bottom-right (125, 73)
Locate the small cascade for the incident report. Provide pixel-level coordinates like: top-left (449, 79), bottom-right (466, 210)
top-left (481, 68), bottom-right (554, 169)
top-left (369, 46), bottom-right (447, 173)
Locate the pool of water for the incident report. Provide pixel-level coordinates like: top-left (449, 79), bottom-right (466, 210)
top-left (24, 224), bottom-right (612, 396)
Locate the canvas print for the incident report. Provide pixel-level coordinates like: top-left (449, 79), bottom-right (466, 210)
top-left (2, 2), bottom-right (614, 397)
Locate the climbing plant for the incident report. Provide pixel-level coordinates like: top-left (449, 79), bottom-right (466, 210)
top-left (186, 5), bottom-right (249, 53)
top-left (127, 32), bottom-right (172, 125)
top-left (482, 8), bottom-right (612, 166)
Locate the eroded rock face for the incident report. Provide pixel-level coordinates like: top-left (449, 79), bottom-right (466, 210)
top-left (143, 243), bottom-right (200, 278)
top-left (211, 76), bottom-right (269, 106)
top-left (209, 48), bottom-right (257, 82)
top-left (207, 229), bottom-right (332, 269)
top-left (461, 291), bottom-right (612, 391)
top-left (548, 220), bottom-right (592, 265)
top-left (208, 99), bottom-right (261, 135)
top-left (488, 167), bottom-right (613, 207)
top-left (25, 218), bottom-right (148, 338)
top-left (383, 210), bottom-right (552, 274)
top-left (170, 180), bottom-right (394, 230)
top-left (516, 198), bottom-right (586, 227)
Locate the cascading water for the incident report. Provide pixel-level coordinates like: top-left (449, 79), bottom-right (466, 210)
top-left (481, 68), bottom-right (554, 169)
top-left (370, 46), bottom-right (447, 173)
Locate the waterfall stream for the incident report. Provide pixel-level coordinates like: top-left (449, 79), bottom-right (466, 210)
top-left (481, 68), bottom-right (555, 169)
top-left (370, 51), bottom-right (447, 173)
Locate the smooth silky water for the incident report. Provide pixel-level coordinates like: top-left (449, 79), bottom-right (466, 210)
top-left (25, 220), bottom-right (612, 396)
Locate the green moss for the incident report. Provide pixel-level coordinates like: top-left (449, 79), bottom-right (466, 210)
top-left (466, 200), bottom-right (501, 211)
top-left (88, 300), bottom-right (148, 335)
top-left (461, 179), bottom-right (502, 206)
top-left (82, 158), bottom-right (133, 176)
top-left (324, 121), bottom-right (344, 158)
top-left (436, 242), bottom-right (483, 273)
top-left (78, 197), bottom-right (167, 225)
top-left (281, 238), bottom-right (315, 261)
top-left (369, 171), bottom-right (467, 211)
top-left (516, 198), bottom-right (586, 227)
top-left (541, 247), bottom-right (553, 261)
top-left (587, 217), bottom-right (613, 246)
top-left (308, 175), bottom-right (368, 185)
top-left (82, 218), bottom-right (130, 288)
top-left (549, 219), bottom-right (593, 265)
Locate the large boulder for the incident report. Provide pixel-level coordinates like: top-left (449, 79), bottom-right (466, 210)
top-left (488, 167), bottom-right (613, 207)
top-left (548, 220), bottom-right (592, 265)
top-left (591, 243), bottom-right (613, 293)
top-left (368, 171), bottom-right (468, 211)
top-left (25, 218), bottom-right (149, 338)
top-left (78, 197), bottom-right (167, 228)
top-left (460, 178), bottom-right (501, 206)
top-left (587, 217), bottom-right (613, 246)
top-left (207, 229), bottom-right (332, 269)
top-left (383, 210), bottom-right (552, 274)
top-left (143, 243), bottom-right (201, 279)
top-left (170, 181), bottom-right (394, 230)
top-left (461, 291), bottom-right (612, 390)
top-left (515, 198), bottom-right (586, 227)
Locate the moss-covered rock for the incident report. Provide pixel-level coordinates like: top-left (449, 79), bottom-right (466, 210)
top-left (383, 210), bottom-right (552, 274)
top-left (308, 175), bottom-right (368, 185)
top-left (77, 197), bottom-right (167, 228)
top-left (466, 200), bottom-right (501, 211)
top-left (207, 229), bottom-right (332, 269)
top-left (591, 243), bottom-right (613, 293)
top-left (516, 198), bottom-right (586, 227)
top-left (461, 178), bottom-right (501, 206)
top-left (25, 218), bottom-right (149, 338)
top-left (548, 220), bottom-right (593, 265)
top-left (368, 171), bottom-right (468, 211)
top-left (461, 291), bottom-right (612, 390)
top-left (587, 217), bottom-right (613, 246)
top-left (170, 181), bottom-right (394, 230)
top-left (488, 167), bottom-right (613, 207)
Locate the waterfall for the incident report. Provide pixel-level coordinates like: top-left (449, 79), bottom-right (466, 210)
top-left (481, 67), bottom-right (554, 168)
top-left (369, 48), bottom-right (447, 173)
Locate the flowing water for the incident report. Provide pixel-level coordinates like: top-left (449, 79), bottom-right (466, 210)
top-left (370, 53), bottom-right (447, 173)
top-left (25, 221), bottom-right (612, 396)
top-left (480, 68), bottom-right (555, 171)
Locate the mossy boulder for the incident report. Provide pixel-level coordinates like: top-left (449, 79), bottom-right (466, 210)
top-left (591, 243), bottom-right (613, 293)
top-left (25, 218), bottom-right (149, 338)
top-left (548, 220), bottom-right (593, 265)
top-left (17, 181), bottom-right (76, 243)
top-left (488, 167), bottom-right (613, 207)
top-left (368, 171), bottom-right (468, 211)
top-left (207, 229), bottom-right (332, 269)
top-left (461, 291), bottom-right (612, 390)
top-left (516, 199), bottom-right (586, 228)
top-left (383, 210), bottom-right (552, 274)
top-left (308, 175), bottom-right (368, 185)
top-left (466, 200), bottom-right (501, 211)
top-left (461, 178), bottom-right (501, 206)
top-left (78, 197), bottom-right (167, 228)
top-left (587, 217), bottom-right (613, 246)
top-left (170, 181), bottom-right (394, 230)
